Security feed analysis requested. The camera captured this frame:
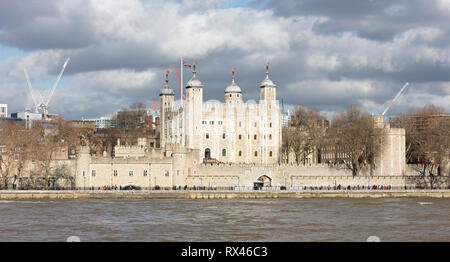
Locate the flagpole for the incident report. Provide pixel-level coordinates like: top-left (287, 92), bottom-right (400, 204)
top-left (180, 57), bottom-right (183, 105)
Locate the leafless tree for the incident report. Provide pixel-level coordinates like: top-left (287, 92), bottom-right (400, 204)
top-left (329, 105), bottom-right (382, 177)
top-left (396, 105), bottom-right (449, 189)
top-left (0, 122), bottom-right (23, 189)
top-left (282, 105), bottom-right (327, 164)
top-left (29, 119), bottom-right (78, 189)
top-left (112, 102), bottom-right (149, 145)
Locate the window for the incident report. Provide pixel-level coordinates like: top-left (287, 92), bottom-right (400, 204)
top-left (238, 151), bottom-right (242, 157)
top-left (82, 171), bottom-right (85, 177)
top-left (143, 170), bottom-right (148, 177)
top-left (114, 170), bottom-right (118, 177)
top-left (254, 151), bottom-right (258, 157)
top-left (270, 151), bottom-right (273, 157)
top-left (222, 149), bottom-right (227, 156)
top-left (237, 94), bottom-right (240, 97)
top-left (92, 170), bottom-right (96, 177)
top-left (269, 134), bottom-right (272, 140)
top-left (229, 94), bottom-right (232, 97)
top-left (165, 171), bottom-right (169, 177)
top-left (238, 134), bottom-right (242, 140)
top-left (129, 171), bottom-right (134, 177)
top-left (270, 122), bottom-right (272, 128)
top-left (239, 121), bottom-right (242, 127)
top-left (222, 133), bottom-right (226, 139)
top-left (254, 122), bottom-right (257, 127)
top-left (206, 133), bottom-right (209, 139)
top-left (254, 135), bottom-right (257, 140)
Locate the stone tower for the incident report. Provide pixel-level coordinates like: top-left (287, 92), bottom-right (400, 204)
top-left (224, 67), bottom-right (243, 104)
top-left (159, 70), bottom-right (175, 148)
top-left (259, 61), bottom-right (280, 164)
top-left (185, 61), bottom-right (203, 152)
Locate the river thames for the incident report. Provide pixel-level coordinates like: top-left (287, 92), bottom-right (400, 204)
top-left (0, 198), bottom-right (449, 241)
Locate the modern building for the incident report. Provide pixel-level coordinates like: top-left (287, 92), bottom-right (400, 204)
top-left (281, 109), bottom-right (290, 127)
top-left (160, 61), bottom-right (281, 164)
top-left (84, 116), bottom-right (113, 129)
top-left (0, 104), bottom-right (7, 118)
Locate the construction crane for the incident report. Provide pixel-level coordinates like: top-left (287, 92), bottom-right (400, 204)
top-left (381, 82), bottom-right (409, 116)
top-left (23, 57), bottom-right (70, 115)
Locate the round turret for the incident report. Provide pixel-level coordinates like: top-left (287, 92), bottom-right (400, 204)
top-left (225, 67), bottom-right (242, 93)
top-left (260, 61), bottom-right (276, 88)
top-left (186, 61), bottom-right (203, 88)
top-left (160, 70), bottom-right (175, 96)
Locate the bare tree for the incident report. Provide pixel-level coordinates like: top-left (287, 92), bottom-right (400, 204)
top-left (282, 105), bottom-right (327, 164)
top-left (396, 105), bottom-right (449, 189)
top-left (0, 122), bottom-right (23, 189)
top-left (112, 102), bottom-right (149, 145)
top-left (29, 119), bottom-right (78, 189)
top-left (329, 105), bottom-right (382, 177)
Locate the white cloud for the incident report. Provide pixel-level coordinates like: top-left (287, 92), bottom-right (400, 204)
top-left (0, 0), bottom-right (449, 120)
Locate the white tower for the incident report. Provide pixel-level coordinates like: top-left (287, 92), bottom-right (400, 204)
top-left (185, 61), bottom-right (203, 153)
top-left (259, 61), bottom-right (280, 164)
top-left (159, 70), bottom-right (175, 148)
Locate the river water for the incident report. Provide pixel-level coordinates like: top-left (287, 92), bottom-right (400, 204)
top-left (0, 198), bottom-right (448, 242)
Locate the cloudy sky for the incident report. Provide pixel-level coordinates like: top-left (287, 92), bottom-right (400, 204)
top-left (0, 0), bottom-right (449, 120)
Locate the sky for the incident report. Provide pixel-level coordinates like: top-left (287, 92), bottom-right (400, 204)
top-left (0, 0), bottom-right (449, 120)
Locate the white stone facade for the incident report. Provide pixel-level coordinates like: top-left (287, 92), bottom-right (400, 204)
top-left (160, 63), bottom-right (281, 164)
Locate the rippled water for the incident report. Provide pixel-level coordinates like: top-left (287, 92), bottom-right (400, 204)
top-left (0, 198), bottom-right (449, 241)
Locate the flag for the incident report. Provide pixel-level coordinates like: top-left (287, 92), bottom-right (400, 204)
top-left (183, 61), bottom-right (192, 68)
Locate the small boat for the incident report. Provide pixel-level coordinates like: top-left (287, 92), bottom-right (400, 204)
top-left (417, 202), bottom-right (433, 205)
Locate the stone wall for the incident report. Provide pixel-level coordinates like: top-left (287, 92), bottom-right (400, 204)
top-left (189, 163), bottom-right (407, 189)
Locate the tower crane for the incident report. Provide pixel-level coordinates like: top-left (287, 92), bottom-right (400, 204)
top-left (23, 57), bottom-right (70, 115)
top-left (381, 82), bottom-right (409, 116)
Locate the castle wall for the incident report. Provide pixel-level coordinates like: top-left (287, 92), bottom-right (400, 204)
top-left (189, 163), bottom-right (407, 189)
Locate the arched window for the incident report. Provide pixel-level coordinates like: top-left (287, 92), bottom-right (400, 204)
top-left (269, 134), bottom-right (272, 140)
top-left (205, 148), bottom-right (211, 159)
top-left (222, 149), bottom-right (227, 156)
top-left (254, 151), bottom-right (258, 157)
top-left (229, 94), bottom-right (232, 98)
top-left (238, 151), bottom-right (242, 157)
top-left (206, 133), bottom-right (209, 139)
top-left (238, 134), bottom-right (242, 140)
top-left (254, 135), bottom-right (257, 140)
top-left (222, 133), bottom-right (226, 139)
top-left (269, 151), bottom-right (273, 157)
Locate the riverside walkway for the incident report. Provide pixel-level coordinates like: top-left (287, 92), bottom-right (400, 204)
top-left (0, 190), bottom-right (449, 199)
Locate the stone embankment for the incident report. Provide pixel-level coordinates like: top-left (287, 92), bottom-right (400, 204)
top-left (0, 190), bottom-right (449, 199)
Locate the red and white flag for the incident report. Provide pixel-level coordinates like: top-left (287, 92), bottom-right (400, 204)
top-left (183, 61), bottom-right (192, 68)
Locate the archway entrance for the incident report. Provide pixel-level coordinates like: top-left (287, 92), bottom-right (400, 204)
top-left (204, 148), bottom-right (211, 159)
top-left (254, 175), bottom-right (272, 190)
